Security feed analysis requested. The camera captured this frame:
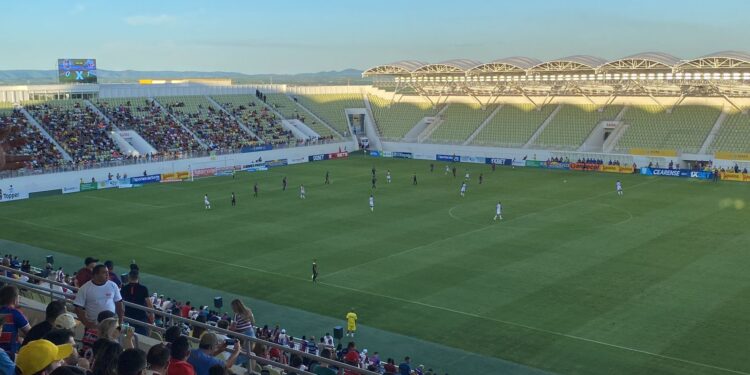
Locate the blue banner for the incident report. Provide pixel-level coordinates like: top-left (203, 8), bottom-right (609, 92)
top-left (130, 174), bottom-right (161, 184)
top-left (369, 150), bottom-right (381, 157)
top-left (436, 154), bottom-right (460, 162)
top-left (485, 158), bottom-right (513, 166)
top-left (241, 144), bottom-right (273, 153)
top-left (546, 162), bottom-right (570, 170)
top-left (391, 151), bottom-right (413, 159)
top-left (308, 153), bottom-right (329, 162)
top-left (640, 168), bottom-right (714, 179)
top-left (459, 156), bottom-right (484, 164)
top-left (265, 159), bottom-right (288, 168)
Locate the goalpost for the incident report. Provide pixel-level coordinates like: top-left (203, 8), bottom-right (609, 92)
top-left (188, 159), bottom-right (238, 182)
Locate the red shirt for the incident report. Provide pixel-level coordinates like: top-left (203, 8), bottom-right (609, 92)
top-left (180, 305), bottom-right (191, 318)
top-left (167, 359), bottom-right (195, 375)
top-left (75, 267), bottom-right (93, 287)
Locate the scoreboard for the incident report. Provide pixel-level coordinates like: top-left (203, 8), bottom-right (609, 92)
top-left (58, 59), bottom-right (97, 83)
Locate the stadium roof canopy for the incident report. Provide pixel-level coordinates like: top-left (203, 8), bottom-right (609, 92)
top-left (678, 51), bottom-right (750, 71)
top-left (362, 60), bottom-right (427, 75)
top-left (529, 55), bottom-right (607, 73)
top-left (467, 57), bottom-right (542, 74)
top-left (598, 52), bottom-right (681, 72)
top-left (412, 59), bottom-right (484, 74)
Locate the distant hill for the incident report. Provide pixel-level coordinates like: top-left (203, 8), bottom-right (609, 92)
top-left (0, 68), bottom-right (369, 85)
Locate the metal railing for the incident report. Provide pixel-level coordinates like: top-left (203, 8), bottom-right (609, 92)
top-left (1, 265), bottom-right (377, 375)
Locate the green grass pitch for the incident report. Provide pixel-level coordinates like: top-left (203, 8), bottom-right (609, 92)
top-left (2, 155), bottom-right (750, 375)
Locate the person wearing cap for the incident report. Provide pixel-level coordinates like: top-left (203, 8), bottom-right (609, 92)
top-left (54, 313), bottom-right (78, 331)
top-left (15, 339), bottom-right (72, 375)
top-left (104, 260), bottom-right (122, 288)
top-left (22, 300), bottom-right (66, 347)
top-left (0, 285), bottom-right (30, 358)
top-left (187, 332), bottom-right (241, 375)
top-left (43, 329), bottom-right (82, 368)
top-left (75, 257), bottom-right (98, 288)
top-left (73, 264), bottom-right (124, 330)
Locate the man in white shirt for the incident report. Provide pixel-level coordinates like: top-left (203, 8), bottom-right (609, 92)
top-left (73, 264), bottom-right (124, 329)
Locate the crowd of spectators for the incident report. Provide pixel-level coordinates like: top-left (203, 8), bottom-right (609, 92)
top-left (25, 101), bottom-right (119, 165)
top-left (164, 100), bottom-right (255, 151)
top-left (219, 100), bottom-right (295, 147)
top-left (96, 99), bottom-right (202, 155)
top-left (2, 254), bottom-right (443, 375)
top-left (0, 110), bottom-right (64, 170)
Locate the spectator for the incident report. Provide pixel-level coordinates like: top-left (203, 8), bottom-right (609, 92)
top-left (146, 344), bottom-right (170, 375)
top-left (80, 310), bottom-right (116, 362)
top-left (163, 326), bottom-right (182, 346)
top-left (117, 348), bottom-right (147, 375)
top-left (97, 317), bottom-right (135, 350)
top-left (74, 264), bottom-right (124, 330)
top-left (0, 285), bottom-right (30, 358)
top-left (22, 300), bottom-right (66, 346)
top-left (120, 270), bottom-right (154, 335)
top-left (0, 317), bottom-right (14, 375)
top-left (207, 364), bottom-right (227, 375)
top-left (229, 299), bottom-right (255, 338)
top-left (187, 332), bottom-right (241, 375)
top-left (75, 257), bottom-right (98, 288)
top-left (383, 358), bottom-right (398, 374)
top-left (311, 348), bottom-right (337, 375)
top-left (168, 336), bottom-right (196, 375)
top-left (399, 356), bottom-right (412, 375)
top-left (90, 339), bottom-right (121, 375)
top-left (103, 261), bottom-right (122, 288)
top-left (15, 339), bottom-right (73, 375)
top-left (49, 366), bottom-right (89, 375)
top-left (43, 329), bottom-right (82, 368)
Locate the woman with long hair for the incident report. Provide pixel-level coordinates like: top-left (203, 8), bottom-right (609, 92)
top-left (91, 339), bottom-right (122, 375)
top-left (229, 299), bottom-right (255, 338)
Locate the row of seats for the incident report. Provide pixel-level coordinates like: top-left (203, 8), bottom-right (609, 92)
top-left (615, 105), bottom-right (721, 154)
top-left (293, 94), bottom-right (364, 135)
top-left (264, 94), bottom-right (338, 138)
top-left (156, 96), bottom-right (257, 151)
top-left (211, 95), bottom-right (295, 146)
top-left (709, 110), bottom-right (750, 153)
top-left (24, 100), bottom-right (119, 163)
top-left (368, 95), bottom-right (440, 140)
top-left (472, 104), bottom-right (555, 147)
top-left (533, 105), bottom-right (622, 150)
top-left (429, 103), bottom-right (497, 143)
top-left (95, 98), bottom-right (202, 153)
top-left (0, 110), bottom-right (64, 170)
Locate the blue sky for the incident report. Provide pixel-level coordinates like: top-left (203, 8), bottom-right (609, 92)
top-left (2, 0), bottom-right (749, 74)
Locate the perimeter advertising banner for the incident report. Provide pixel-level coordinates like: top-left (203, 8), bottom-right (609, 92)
top-left (79, 182), bottom-right (98, 191)
top-left (391, 151), bottom-right (413, 159)
top-left (308, 153), bottom-right (329, 162)
top-left (369, 151), bottom-right (381, 157)
top-left (130, 174), bottom-right (162, 184)
top-left (485, 158), bottom-right (513, 166)
top-left (244, 162), bottom-right (268, 172)
top-left (241, 144), bottom-right (273, 153)
top-left (0, 190), bottom-right (29, 203)
top-left (328, 152), bottom-right (349, 159)
top-left (192, 168), bottom-right (217, 178)
top-left (436, 154), bottom-right (460, 162)
top-left (640, 168), bottom-right (713, 180)
top-left (720, 172), bottom-right (750, 182)
top-left (265, 159), bottom-right (289, 168)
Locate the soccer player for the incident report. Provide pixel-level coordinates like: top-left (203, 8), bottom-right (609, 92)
top-left (479, 173), bottom-right (484, 185)
top-left (371, 166), bottom-right (376, 177)
top-left (444, 165), bottom-right (450, 175)
top-left (204, 194), bottom-right (211, 210)
top-left (300, 184), bottom-right (306, 199)
top-left (452, 166), bottom-right (457, 178)
top-left (312, 259), bottom-right (319, 283)
top-left (231, 192), bottom-right (236, 207)
top-left (616, 180), bottom-right (623, 196)
top-left (369, 194), bottom-right (375, 212)
top-left (371, 175), bottom-right (377, 189)
top-left (460, 182), bottom-right (467, 197)
top-left (412, 173), bottom-right (418, 185)
top-left (282, 176), bottom-right (287, 191)
top-left (386, 170), bottom-right (391, 184)
top-left (346, 308), bottom-right (358, 337)
top-left (325, 171), bottom-right (330, 185)
top-left (494, 201), bottom-right (503, 221)
top-left (430, 163), bottom-right (434, 173)
top-left (464, 170), bottom-right (470, 180)
top-left (254, 183), bottom-right (259, 197)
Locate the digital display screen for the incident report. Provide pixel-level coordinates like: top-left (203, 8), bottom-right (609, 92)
top-left (58, 59), bottom-right (97, 83)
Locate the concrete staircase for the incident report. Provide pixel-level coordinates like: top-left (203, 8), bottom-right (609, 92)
top-left (699, 110), bottom-right (729, 154)
top-left (205, 96), bottom-right (261, 142)
top-left (523, 104), bottom-right (562, 148)
top-left (151, 97), bottom-right (209, 149)
top-left (463, 105), bottom-right (503, 145)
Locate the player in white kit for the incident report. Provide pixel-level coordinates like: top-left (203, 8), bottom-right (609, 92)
top-left (386, 170), bottom-right (392, 184)
top-left (204, 194), bottom-right (211, 209)
top-left (369, 194), bottom-right (375, 212)
top-left (300, 184), bottom-right (306, 199)
top-left (616, 180), bottom-right (623, 196)
top-left (460, 182), bottom-right (467, 197)
top-left (494, 201), bottom-right (503, 221)
top-left (464, 170), bottom-right (470, 180)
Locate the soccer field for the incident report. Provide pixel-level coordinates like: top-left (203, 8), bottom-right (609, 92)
top-left (3, 155), bottom-right (750, 375)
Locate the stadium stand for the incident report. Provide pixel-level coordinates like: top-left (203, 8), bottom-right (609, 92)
top-left (211, 95), bottom-right (296, 146)
top-left (367, 94), bottom-right (441, 140)
top-left (293, 94), bottom-right (364, 135)
top-left (264, 93), bottom-right (339, 139)
top-left (95, 98), bottom-right (203, 154)
top-left (157, 96), bottom-right (257, 151)
top-left (0, 101), bottom-right (14, 115)
top-left (533, 104), bottom-right (622, 150)
top-left (24, 100), bottom-right (119, 163)
top-left (614, 105), bottom-right (721, 153)
top-left (472, 104), bottom-right (556, 147)
top-left (0, 109), bottom-right (64, 170)
top-left (430, 103), bottom-right (497, 143)
top-left (708, 110), bottom-right (750, 153)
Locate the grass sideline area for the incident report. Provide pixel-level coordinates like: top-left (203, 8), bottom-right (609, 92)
top-left (2, 155), bottom-right (750, 374)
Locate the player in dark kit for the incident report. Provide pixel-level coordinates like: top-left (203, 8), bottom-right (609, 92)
top-left (371, 176), bottom-right (377, 189)
top-left (312, 259), bottom-right (319, 283)
top-left (430, 163), bottom-right (434, 173)
top-left (413, 173), bottom-right (418, 185)
top-left (479, 173), bottom-right (483, 184)
top-left (253, 183), bottom-right (259, 197)
top-left (231, 192), bottom-right (236, 206)
top-left (325, 171), bottom-right (330, 184)
top-left (452, 166), bottom-right (457, 178)
top-left (282, 176), bottom-right (287, 191)
top-left (371, 166), bottom-right (376, 177)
